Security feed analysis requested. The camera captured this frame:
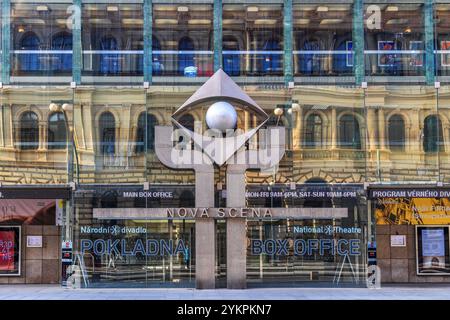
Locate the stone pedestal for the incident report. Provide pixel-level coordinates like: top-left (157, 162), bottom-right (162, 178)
top-left (226, 218), bottom-right (247, 289)
top-left (195, 218), bottom-right (216, 289)
top-left (226, 166), bottom-right (247, 289)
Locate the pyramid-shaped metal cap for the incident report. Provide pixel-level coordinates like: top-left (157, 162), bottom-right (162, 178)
top-left (172, 69), bottom-right (268, 118)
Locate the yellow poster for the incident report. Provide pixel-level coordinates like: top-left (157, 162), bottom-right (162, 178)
top-left (375, 198), bottom-right (450, 225)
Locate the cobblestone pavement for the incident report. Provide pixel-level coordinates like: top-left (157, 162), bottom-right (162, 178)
top-left (0, 284), bottom-right (450, 300)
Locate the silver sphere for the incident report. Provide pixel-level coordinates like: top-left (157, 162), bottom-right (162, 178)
top-left (205, 101), bottom-right (237, 132)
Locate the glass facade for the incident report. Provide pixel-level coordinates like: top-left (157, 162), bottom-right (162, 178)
top-left (82, 3), bottom-right (143, 79)
top-left (153, 4), bottom-right (213, 77)
top-left (222, 4), bottom-right (283, 77)
top-left (11, 3), bottom-right (73, 78)
top-left (0, 0), bottom-right (450, 288)
top-left (364, 3), bottom-right (425, 78)
top-left (293, 4), bottom-right (353, 77)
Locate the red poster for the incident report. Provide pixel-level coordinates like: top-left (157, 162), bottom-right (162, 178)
top-left (0, 231), bottom-right (15, 271)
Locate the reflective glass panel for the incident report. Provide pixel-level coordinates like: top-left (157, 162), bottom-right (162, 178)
top-left (73, 88), bottom-right (146, 183)
top-left (82, 3), bottom-right (143, 81)
top-left (11, 3), bottom-right (73, 79)
top-left (293, 3), bottom-right (353, 77)
top-left (0, 87), bottom-right (73, 184)
top-left (222, 4), bottom-right (283, 77)
top-left (152, 4), bottom-right (213, 78)
top-left (364, 3), bottom-right (425, 78)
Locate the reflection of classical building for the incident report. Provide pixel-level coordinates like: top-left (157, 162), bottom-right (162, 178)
top-left (2, 85), bottom-right (450, 185)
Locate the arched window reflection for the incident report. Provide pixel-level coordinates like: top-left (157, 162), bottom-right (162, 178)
top-left (388, 115), bottom-right (405, 151)
top-left (19, 32), bottom-right (40, 72)
top-left (20, 111), bottom-right (39, 150)
top-left (339, 114), bottom-right (361, 149)
top-left (304, 114), bottom-right (323, 148)
top-left (136, 113), bottom-right (158, 153)
top-left (51, 32), bottom-right (72, 72)
top-left (423, 115), bottom-right (443, 153)
top-left (48, 113), bottom-right (67, 150)
top-left (99, 112), bottom-right (116, 155)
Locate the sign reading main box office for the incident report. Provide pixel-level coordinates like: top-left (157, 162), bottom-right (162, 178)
top-left (371, 188), bottom-right (450, 225)
top-left (122, 191), bottom-right (174, 199)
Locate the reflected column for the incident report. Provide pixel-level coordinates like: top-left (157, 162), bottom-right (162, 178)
top-left (377, 107), bottom-right (386, 150)
top-left (331, 107), bottom-right (337, 149)
top-left (293, 104), bottom-right (303, 149)
top-left (366, 107), bottom-right (376, 151)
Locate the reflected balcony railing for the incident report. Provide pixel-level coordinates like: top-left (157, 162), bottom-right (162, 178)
top-left (293, 50), bottom-right (354, 77)
top-left (12, 50), bottom-right (73, 76)
top-left (222, 50), bottom-right (283, 77)
top-left (82, 50), bottom-right (143, 76)
top-left (93, 142), bottom-right (154, 170)
top-left (364, 50), bottom-right (425, 77)
top-left (296, 148), bottom-right (366, 161)
top-left (152, 50), bottom-right (213, 77)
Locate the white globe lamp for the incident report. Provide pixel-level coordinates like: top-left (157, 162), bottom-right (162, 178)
top-left (49, 103), bottom-right (60, 112)
top-left (62, 103), bottom-right (73, 112)
top-left (274, 108), bottom-right (284, 116)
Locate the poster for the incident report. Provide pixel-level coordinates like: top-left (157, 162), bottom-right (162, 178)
top-left (0, 231), bottom-right (15, 271)
top-left (346, 41), bottom-right (353, 67)
top-left (417, 226), bottom-right (449, 274)
top-left (375, 197), bottom-right (450, 225)
top-left (441, 41), bottom-right (450, 67)
top-left (0, 226), bottom-right (20, 275)
top-left (409, 41), bottom-right (423, 67)
top-left (378, 41), bottom-right (395, 67)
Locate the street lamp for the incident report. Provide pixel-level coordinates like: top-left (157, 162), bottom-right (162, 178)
top-left (274, 107), bottom-right (283, 126)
